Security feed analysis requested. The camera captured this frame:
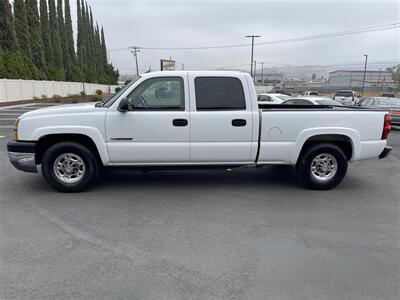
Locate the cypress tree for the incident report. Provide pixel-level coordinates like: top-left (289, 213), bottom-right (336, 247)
top-left (80, 0), bottom-right (87, 67)
top-left (76, 0), bottom-right (82, 64)
top-left (100, 26), bottom-right (108, 69)
top-left (94, 23), bottom-right (103, 76)
top-left (88, 6), bottom-right (97, 78)
top-left (80, 0), bottom-right (92, 81)
top-left (26, 0), bottom-right (46, 71)
top-left (40, 0), bottom-right (53, 65)
top-left (83, 2), bottom-right (91, 70)
top-left (57, 0), bottom-right (68, 67)
top-left (64, 0), bottom-right (75, 63)
top-left (13, 0), bottom-right (32, 59)
top-left (0, 0), bottom-right (19, 51)
top-left (48, 0), bottom-right (63, 69)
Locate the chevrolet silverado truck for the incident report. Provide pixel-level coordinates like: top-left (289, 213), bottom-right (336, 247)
top-left (7, 71), bottom-right (392, 192)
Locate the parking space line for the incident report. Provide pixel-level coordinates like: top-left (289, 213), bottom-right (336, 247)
top-left (0, 136), bottom-right (5, 139)
top-left (0, 126), bottom-right (14, 129)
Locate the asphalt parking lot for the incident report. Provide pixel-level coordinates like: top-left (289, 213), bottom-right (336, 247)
top-left (0, 104), bottom-right (399, 300)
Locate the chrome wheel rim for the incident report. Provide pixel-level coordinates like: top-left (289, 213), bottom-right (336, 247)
top-left (53, 153), bottom-right (86, 184)
top-left (310, 153), bottom-right (338, 182)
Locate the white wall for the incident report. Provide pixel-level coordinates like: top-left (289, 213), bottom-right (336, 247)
top-left (0, 79), bottom-right (118, 103)
top-left (255, 85), bottom-right (274, 94)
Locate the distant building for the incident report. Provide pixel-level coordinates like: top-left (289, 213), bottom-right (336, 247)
top-left (283, 78), bottom-right (307, 88)
top-left (254, 73), bottom-right (284, 86)
top-left (328, 70), bottom-right (394, 88)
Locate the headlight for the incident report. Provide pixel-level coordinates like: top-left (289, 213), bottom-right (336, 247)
top-left (14, 118), bottom-right (20, 141)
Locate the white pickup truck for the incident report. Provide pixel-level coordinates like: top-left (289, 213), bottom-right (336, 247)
top-left (8, 71), bottom-right (392, 192)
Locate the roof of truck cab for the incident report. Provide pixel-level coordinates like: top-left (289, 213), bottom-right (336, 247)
top-left (140, 70), bottom-right (248, 78)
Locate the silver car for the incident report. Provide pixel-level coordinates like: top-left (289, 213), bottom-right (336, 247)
top-left (359, 97), bottom-right (400, 125)
top-left (282, 96), bottom-right (343, 106)
top-left (257, 93), bottom-right (292, 105)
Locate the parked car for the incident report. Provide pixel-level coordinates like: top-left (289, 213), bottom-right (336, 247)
top-left (359, 97), bottom-right (400, 125)
top-left (155, 87), bottom-right (173, 98)
top-left (303, 91), bottom-right (319, 96)
top-left (273, 89), bottom-right (292, 96)
top-left (7, 71), bottom-right (392, 192)
top-left (257, 93), bottom-right (291, 104)
top-left (381, 92), bottom-right (395, 98)
top-left (282, 97), bottom-right (343, 106)
top-left (333, 90), bottom-right (357, 105)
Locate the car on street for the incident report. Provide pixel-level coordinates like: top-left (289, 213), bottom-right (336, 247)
top-left (303, 91), bottom-right (319, 96)
top-left (333, 90), bottom-right (358, 105)
top-left (381, 92), bottom-right (395, 98)
top-left (359, 97), bottom-right (400, 125)
top-left (7, 71), bottom-right (392, 192)
top-left (257, 93), bottom-right (292, 104)
top-left (282, 96), bottom-right (343, 106)
top-left (155, 87), bottom-right (174, 98)
top-left (272, 89), bottom-right (292, 96)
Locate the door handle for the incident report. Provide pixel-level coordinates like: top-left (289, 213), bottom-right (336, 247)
top-left (232, 119), bottom-right (247, 127)
top-left (173, 119), bottom-right (188, 127)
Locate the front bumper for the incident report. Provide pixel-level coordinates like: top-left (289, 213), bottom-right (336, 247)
top-left (378, 147), bottom-right (392, 159)
top-left (7, 141), bottom-right (38, 173)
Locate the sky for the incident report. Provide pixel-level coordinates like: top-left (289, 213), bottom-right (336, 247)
top-left (69, 0), bottom-right (400, 75)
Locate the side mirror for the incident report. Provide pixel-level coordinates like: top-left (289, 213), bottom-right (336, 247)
top-left (118, 97), bottom-right (129, 112)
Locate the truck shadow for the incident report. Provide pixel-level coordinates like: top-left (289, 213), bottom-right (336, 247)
top-left (96, 165), bottom-right (301, 191)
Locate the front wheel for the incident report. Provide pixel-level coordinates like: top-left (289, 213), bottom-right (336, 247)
top-left (41, 142), bottom-right (100, 192)
top-left (296, 143), bottom-right (348, 190)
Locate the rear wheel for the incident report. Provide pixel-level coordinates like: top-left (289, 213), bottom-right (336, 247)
top-left (297, 143), bottom-right (348, 190)
top-left (41, 142), bottom-right (100, 192)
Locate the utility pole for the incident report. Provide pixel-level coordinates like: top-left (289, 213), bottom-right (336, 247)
top-left (245, 35), bottom-right (261, 79)
top-left (253, 60), bottom-right (257, 83)
top-left (378, 68), bottom-right (381, 95)
top-left (261, 62), bottom-right (264, 86)
top-left (182, 63), bottom-right (184, 70)
top-left (361, 54), bottom-right (368, 97)
top-left (129, 46), bottom-right (141, 77)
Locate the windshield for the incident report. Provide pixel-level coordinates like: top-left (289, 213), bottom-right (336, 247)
top-left (276, 95), bottom-right (291, 101)
top-left (389, 98), bottom-right (400, 106)
top-left (99, 78), bottom-right (140, 107)
top-left (376, 98), bottom-right (392, 106)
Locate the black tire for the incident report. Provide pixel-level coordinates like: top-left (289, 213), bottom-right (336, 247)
top-left (296, 143), bottom-right (348, 190)
top-left (41, 142), bottom-right (100, 192)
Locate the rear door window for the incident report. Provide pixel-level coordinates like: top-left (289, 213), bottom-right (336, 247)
top-left (194, 77), bottom-right (246, 110)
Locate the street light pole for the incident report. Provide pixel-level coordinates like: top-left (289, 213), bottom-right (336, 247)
top-left (361, 54), bottom-right (368, 97)
top-left (245, 35), bottom-right (261, 79)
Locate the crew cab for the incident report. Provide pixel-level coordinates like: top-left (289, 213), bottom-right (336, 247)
top-left (8, 71), bottom-right (392, 192)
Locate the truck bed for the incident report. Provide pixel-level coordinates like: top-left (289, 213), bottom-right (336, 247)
top-left (257, 106), bottom-right (387, 164)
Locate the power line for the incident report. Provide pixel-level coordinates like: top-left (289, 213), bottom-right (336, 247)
top-left (108, 22), bottom-right (399, 51)
top-left (217, 60), bottom-right (400, 71)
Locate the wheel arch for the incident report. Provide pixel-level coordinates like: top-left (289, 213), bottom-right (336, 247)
top-left (291, 128), bottom-right (360, 164)
top-left (34, 132), bottom-right (108, 165)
